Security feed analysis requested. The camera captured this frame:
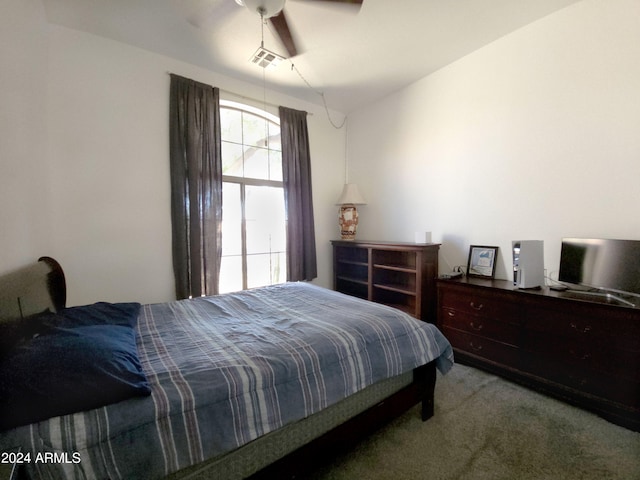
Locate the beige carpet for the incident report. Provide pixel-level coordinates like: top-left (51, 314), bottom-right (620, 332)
top-left (307, 364), bottom-right (640, 480)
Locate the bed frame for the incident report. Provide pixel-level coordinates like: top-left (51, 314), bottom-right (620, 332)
top-left (246, 365), bottom-right (435, 480)
top-left (0, 256), bottom-right (65, 323)
top-left (0, 258), bottom-right (437, 480)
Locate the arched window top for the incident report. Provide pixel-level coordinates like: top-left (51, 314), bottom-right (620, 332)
top-left (220, 100), bottom-right (282, 182)
top-left (221, 99), bottom-right (279, 125)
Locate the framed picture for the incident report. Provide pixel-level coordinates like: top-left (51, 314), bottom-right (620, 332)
top-left (467, 245), bottom-right (499, 278)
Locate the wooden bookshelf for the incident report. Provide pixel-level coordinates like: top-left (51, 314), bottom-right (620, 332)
top-left (332, 240), bottom-right (439, 322)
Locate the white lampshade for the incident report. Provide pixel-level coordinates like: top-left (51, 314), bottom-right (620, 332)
top-left (336, 183), bottom-right (367, 205)
top-left (240, 0), bottom-right (286, 18)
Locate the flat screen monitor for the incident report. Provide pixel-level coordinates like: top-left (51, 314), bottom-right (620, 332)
top-left (558, 238), bottom-right (640, 296)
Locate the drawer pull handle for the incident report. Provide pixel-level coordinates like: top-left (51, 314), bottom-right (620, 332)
top-left (470, 302), bottom-right (484, 311)
top-left (469, 341), bottom-right (483, 352)
top-left (469, 321), bottom-right (483, 331)
top-left (447, 311), bottom-right (456, 317)
top-left (570, 323), bottom-right (592, 334)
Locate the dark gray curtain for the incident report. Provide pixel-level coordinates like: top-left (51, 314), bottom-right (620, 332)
top-left (279, 106), bottom-right (317, 281)
top-left (169, 74), bottom-right (222, 299)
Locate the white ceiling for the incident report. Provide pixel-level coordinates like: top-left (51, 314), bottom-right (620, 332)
top-left (41, 0), bottom-right (581, 113)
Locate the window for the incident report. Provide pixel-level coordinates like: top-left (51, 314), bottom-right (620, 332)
top-left (219, 101), bottom-right (286, 293)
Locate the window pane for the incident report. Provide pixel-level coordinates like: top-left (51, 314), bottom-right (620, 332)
top-left (268, 122), bottom-right (281, 151)
top-left (222, 141), bottom-right (244, 176)
top-left (245, 185), bottom-right (286, 255)
top-left (219, 255), bottom-right (243, 293)
top-left (220, 109), bottom-right (242, 143)
top-left (222, 182), bottom-right (242, 256)
top-left (244, 146), bottom-right (269, 180)
top-left (271, 251), bottom-right (287, 284)
top-left (247, 254), bottom-right (271, 289)
top-left (243, 112), bottom-right (268, 148)
top-left (269, 150), bottom-right (282, 181)
top-left (247, 252), bottom-right (286, 289)
top-left (219, 103), bottom-right (285, 292)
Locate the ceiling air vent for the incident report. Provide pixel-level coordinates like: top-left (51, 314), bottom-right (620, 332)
top-left (250, 46), bottom-right (284, 69)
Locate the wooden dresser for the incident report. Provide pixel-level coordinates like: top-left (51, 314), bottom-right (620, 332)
top-left (331, 240), bottom-right (439, 322)
top-left (437, 277), bottom-right (640, 431)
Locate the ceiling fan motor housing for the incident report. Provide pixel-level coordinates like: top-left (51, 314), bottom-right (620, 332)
top-left (241, 0), bottom-right (286, 18)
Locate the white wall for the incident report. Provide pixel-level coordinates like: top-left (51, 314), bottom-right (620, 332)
top-left (347, 0), bottom-right (640, 282)
top-left (0, 0), bottom-right (51, 271)
top-left (46, 27), bottom-right (346, 306)
top-left (1, 0), bottom-right (346, 305)
top-left (6, 0), bottom-right (638, 304)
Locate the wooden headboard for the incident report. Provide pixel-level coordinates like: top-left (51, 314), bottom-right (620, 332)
top-left (0, 257), bottom-right (66, 324)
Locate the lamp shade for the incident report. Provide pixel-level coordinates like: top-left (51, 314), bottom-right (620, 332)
top-left (336, 183), bottom-right (366, 205)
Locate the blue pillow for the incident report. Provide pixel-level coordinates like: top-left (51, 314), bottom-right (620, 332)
top-left (1, 302), bottom-right (141, 359)
top-left (50, 301), bottom-right (142, 328)
top-left (0, 303), bottom-right (151, 431)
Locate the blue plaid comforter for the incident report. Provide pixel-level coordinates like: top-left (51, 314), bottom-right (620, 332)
top-left (1, 283), bottom-right (453, 479)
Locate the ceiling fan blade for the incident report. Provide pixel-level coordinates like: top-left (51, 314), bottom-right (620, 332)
top-left (269, 10), bottom-right (298, 57)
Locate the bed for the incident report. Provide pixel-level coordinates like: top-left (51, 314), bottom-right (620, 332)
top-left (0, 257), bottom-right (453, 480)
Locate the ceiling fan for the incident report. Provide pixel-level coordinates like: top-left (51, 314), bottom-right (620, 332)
top-left (235, 0), bottom-right (364, 58)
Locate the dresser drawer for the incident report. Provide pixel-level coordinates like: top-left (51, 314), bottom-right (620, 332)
top-left (521, 352), bottom-right (640, 409)
top-left (440, 307), bottom-right (520, 346)
top-left (439, 288), bottom-right (521, 324)
top-left (442, 327), bottom-right (520, 366)
top-left (525, 306), bottom-right (640, 352)
top-left (525, 331), bottom-right (640, 383)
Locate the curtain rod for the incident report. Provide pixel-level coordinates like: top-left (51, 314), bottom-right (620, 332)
top-left (167, 72), bottom-right (312, 115)
top-left (221, 89), bottom-right (282, 111)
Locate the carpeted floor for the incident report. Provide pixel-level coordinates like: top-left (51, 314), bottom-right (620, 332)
top-left (306, 364), bottom-right (640, 480)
